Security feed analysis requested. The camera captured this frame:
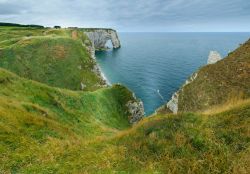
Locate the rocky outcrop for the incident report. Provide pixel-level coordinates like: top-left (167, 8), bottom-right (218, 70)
top-left (207, 51), bottom-right (222, 64)
top-left (84, 29), bottom-right (145, 123)
top-left (83, 35), bottom-right (109, 86)
top-left (83, 29), bottom-right (120, 85)
top-left (162, 72), bottom-right (198, 114)
top-left (85, 29), bottom-right (121, 50)
top-left (166, 92), bottom-right (179, 114)
top-left (161, 50), bottom-right (224, 114)
top-left (126, 100), bottom-right (144, 124)
top-left (162, 51), bottom-right (223, 114)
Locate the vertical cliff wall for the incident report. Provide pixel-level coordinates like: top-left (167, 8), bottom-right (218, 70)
top-left (84, 29), bottom-right (145, 122)
top-left (85, 29), bottom-right (121, 50)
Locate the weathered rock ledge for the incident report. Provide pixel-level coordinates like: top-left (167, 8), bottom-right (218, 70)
top-left (207, 51), bottom-right (222, 64)
top-left (126, 99), bottom-right (145, 124)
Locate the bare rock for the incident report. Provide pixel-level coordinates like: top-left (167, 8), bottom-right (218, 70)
top-left (207, 51), bottom-right (222, 64)
top-left (126, 100), bottom-right (144, 124)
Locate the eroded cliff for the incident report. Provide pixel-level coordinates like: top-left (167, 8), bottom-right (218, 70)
top-left (158, 41), bottom-right (250, 114)
top-left (85, 29), bottom-right (121, 50)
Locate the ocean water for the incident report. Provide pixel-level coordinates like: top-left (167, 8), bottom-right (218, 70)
top-left (96, 33), bottom-right (250, 115)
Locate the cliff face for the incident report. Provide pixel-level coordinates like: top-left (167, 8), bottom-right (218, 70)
top-left (158, 40), bottom-right (250, 113)
top-left (84, 29), bottom-right (144, 123)
top-left (207, 51), bottom-right (222, 64)
top-left (85, 29), bottom-right (121, 50)
top-left (157, 72), bottom-right (197, 114)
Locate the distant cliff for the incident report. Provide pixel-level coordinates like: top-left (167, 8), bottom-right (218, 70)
top-left (158, 39), bottom-right (250, 114)
top-left (85, 29), bottom-right (121, 50)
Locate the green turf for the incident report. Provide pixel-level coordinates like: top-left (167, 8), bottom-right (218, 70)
top-left (158, 39), bottom-right (250, 114)
top-left (0, 27), bottom-right (104, 91)
top-left (0, 25), bottom-right (249, 173)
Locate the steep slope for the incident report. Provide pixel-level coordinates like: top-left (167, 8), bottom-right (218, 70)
top-left (106, 100), bottom-right (250, 173)
top-left (1, 76), bottom-right (249, 173)
top-left (0, 24), bottom-right (249, 173)
top-left (0, 26), bottom-right (105, 91)
top-left (0, 68), bottom-right (137, 137)
top-left (159, 39), bottom-right (250, 113)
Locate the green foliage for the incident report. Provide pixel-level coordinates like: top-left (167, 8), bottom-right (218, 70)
top-left (0, 26), bottom-right (104, 91)
top-left (0, 22), bottom-right (44, 28)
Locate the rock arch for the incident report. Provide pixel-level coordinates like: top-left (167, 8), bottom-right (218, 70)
top-left (85, 29), bottom-right (121, 50)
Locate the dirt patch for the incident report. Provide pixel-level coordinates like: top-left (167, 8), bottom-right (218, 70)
top-left (53, 45), bottom-right (66, 59)
top-left (71, 31), bottom-right (78, 40)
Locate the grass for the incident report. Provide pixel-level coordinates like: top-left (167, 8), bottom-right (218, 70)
top-left (177, 39), bottom-right (250, 112)
top-left (0, 67), bottom-right (249, 173)
top-left (0, 25), bottom-right (249, 173)
top-left (0, 26), bottom-right (104, 91)
top-left (1, 73), bottom-right (249, 173)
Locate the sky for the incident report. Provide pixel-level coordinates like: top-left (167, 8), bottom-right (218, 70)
top-left (0, 0), bottom-right (250, 32)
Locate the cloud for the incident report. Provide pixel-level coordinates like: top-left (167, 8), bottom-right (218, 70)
top-left (0, 2), bottom-right (28, 15)
top-left (0, 0), bottom-right (249, 31)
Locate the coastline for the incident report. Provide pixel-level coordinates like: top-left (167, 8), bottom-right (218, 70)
top-left (98, 63), bottom-right (111, 86)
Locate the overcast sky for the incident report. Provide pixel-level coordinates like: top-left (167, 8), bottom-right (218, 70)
top-left (0, 0), bottom-right (250, 32)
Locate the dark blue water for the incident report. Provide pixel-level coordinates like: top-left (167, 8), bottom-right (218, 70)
top-left (96, 33), bottom-right (250, 115)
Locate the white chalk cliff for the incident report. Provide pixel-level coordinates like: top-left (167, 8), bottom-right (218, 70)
top-left (84, 29), bottom-right (145, 122)
top-left (207, 51), bottom-right (222, 64)
top-left (165, 72), bottom-right (198, 114)
top-left (85, 29), bottom-right (121, 49)
top-left (164, 50), bottom-right (223, 114)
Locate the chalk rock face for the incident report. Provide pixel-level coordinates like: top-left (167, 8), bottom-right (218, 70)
top-left (166, 92), bottom-right (179, 114)
top-left (165, 72), bottom-right (198, 114)
top-left (85, 29), bottom-right (121, 49)
top-left (207, 51), bottom-right (222, 64)
top-left (126, 100), bottom-right (144, 124)
top-left (83, 36), bottom-right (108, 86)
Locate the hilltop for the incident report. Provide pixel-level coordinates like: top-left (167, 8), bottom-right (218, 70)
top-left (0, 26), bottom-right (105, 91)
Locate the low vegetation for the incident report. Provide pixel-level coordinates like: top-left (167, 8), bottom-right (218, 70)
top-left (1, 69), bottom-right (249, 173)
top-left (177, 39), bottom-right (250, 112)
top-left (0, 25), bottom-right (249, 173)
top-left (0, 26), bottom-right (104, 91)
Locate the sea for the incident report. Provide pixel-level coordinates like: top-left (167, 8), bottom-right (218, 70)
top-left (95, 32), bottom-right (250, 115)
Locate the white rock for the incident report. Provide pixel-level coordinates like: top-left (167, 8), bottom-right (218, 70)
top-left (85, 29), bottom-right (121, 49)
top-left (80, 82), bottom-right (86, 90)
top-left (166, 72), bottom-right (198, 114)
top-left (166, 92), bottom-right (179, 114)
top-left (207, 51), bottom-right (222, 64)
top-left (126, 100), bottom-right (145, 124)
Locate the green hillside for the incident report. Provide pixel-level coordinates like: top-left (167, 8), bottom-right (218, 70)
top-left (159, 39), bottom-right (250, 114)
top-left (0, 26), bottom-right (105, 91)
top-left (1, 68), bottom-right (249, 173)
top-left (0, 25), bottom-right (249, 173)
top-left (0, 67), bottom-right (138, 172)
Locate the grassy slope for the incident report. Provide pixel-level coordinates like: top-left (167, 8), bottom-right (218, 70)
top-left (0, 26), bottom-right (249, 173)
top-left (177, 39), bottom-right (250, 112)
top-left (0, 67), bottom-right (140, 173)
top-left (1, 70), bottom-right (249, 173)
top-left (107, 100), bottom-right (250, 173)
top-left (0, 26), bottom-right (104, 91)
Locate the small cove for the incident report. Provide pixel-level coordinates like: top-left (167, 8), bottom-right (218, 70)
top-left (96, 32), bottom-right (250, 115)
